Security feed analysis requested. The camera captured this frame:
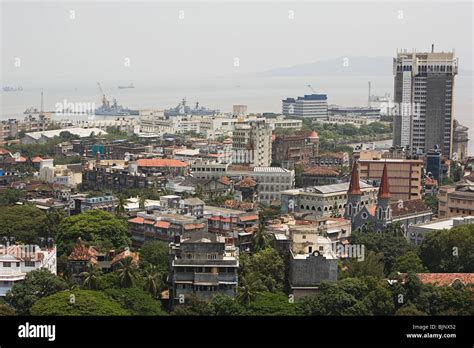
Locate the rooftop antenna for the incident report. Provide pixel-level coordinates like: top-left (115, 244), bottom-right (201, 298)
top-left (431, 44), bottom-right (434, 53)
top-left (307, 84), bottom-right (315, 93)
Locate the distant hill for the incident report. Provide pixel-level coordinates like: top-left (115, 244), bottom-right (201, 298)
top-left (257, 56), bottom-right (473, 77)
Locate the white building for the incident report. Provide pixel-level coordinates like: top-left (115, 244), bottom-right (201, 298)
top-left (232, 120), bottom-right (272, 167)
top-left (39, 159), bottom-right (82, 188)
top-left (282, 94), bottom-right (328, 120)
top-left (0, 244), bottom-right (57, 296)
top-left (21, 127), bottom-right (107, 145)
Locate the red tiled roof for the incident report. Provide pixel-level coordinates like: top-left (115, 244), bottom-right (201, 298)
top-left (0, 148), bottom-right (11, 155)
top-left (144, 220), bottom-right (155, 225)
top-left (136, 158), bottom-right (188, 168)
top-left (111, 249), bottom-right (139, 266)
top-left (425, 177), bottom-right (439, 186)
top-left (184, 223), bottom-right (205, 230)
top-left (15, 156), bottom-right (27, 163)
top-left (303, 167), bottom-right (339, 176)
top-left (31, 156), bottom-right (44, 163)
top-left (128, 216), bottom-right (145, 224)
top-left (236, 176), bottom-right (257, 188)
top-left (415, 273), bottom-right (474, 287)
top-left (68, 237), bottom-right (96, 262)
top-left (390, 199), bottom-right (431, 218)
top-left (219, 176), bottom-right (231, 185)
top-left (155, 221), bottom-right (171, 229)
top-left (240, 215), bottom-right (258, 222)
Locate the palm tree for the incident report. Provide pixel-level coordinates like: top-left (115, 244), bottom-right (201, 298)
top-left (115, 195), bottom-right (128, 217)
top-left (237, 273), bottom-right (260, 306)
top-left (116, 256), bottom-right (139, 288)
top-left (80, 263), bottom-right (102, 290)
top-left (252, 217), bottom-right (272, 251)
top-left (138, 193), bottom-right (147, 210)
top-left (142, 265), bottom-right (163, 298)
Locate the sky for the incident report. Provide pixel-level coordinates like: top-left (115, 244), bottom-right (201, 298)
top-left (1, 0), bottom-right (473, 87)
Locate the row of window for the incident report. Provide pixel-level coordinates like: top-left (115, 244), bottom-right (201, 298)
top-left (1, 261), bottom-right (36, 267)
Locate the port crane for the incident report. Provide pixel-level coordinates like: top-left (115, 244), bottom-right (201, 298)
top-left (307, 84), bottom-right (316, 93)
top-left (97, 82), bottom-right (110, 107)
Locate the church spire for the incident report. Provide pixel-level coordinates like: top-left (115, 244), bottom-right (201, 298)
top-left (348, 162), bottom-right (361, 195)
top-left (378, 163), bottom-right (391, 199)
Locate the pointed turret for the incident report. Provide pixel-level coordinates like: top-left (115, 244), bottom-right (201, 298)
top-left (345, 162), bottom-right (362, 219)
top-left (375, 163), bottom-right (392, 224)
top-left (348, 162), bottom-right (361, 195)
top-left (378, 163), bottom-right (391, 199)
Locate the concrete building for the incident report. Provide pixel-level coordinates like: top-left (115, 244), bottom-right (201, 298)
top-left (272, 130), bottom-right (319, 168)
top-left (0, 244), bottom-right (57, 297)
top-left (452, 119), bottom-right (469, 160)
top-left (21, 127), bottom-right (106, 145)
top-left (282, 94), bottom-right (328, 120)
top-left (232, 105), bottom-right (248, 117)
top-left (280, 181), bottom-right (379, 216)
top-left (357, 158), bottom-right (424, 202)
top-left (288, 229), bottom-right (338, 299)
top-left (408, 216), bottom-right (474, 246)
top-left (438, 179), bottom-right (474, 218)
top-left (232, 120), bottom-right (272, 167)
top-left (169, 233), bottom-right (239, 305)
top-left (39, 159), bottom-right (83, 188)
top-left (392, 47), bottom-right (458, 157)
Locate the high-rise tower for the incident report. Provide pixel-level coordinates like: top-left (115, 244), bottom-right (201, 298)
top-left (392, 46), bottom-right (458, 157)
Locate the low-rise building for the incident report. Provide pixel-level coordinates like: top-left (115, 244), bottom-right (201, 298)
top-left (280, 181), bottom-right (378, 217)
top-left (438, 179), bottom-right (474, 218)
top-left (169, 233), bottom-right (239, 306)
top-left (408, 216), bottom-right (474, 246)
top-left (0, 244), bottom-right (56, 296)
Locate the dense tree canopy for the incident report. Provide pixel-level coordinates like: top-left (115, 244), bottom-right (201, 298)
top-left (419, 224), bottom-right (474, 273)
top-left (104, 288), bottom-right (167, 315)
top-left (56, 209), bottom-right (131, 256)
top-left (30, 290), bottom-right (129, 316)
top-left (0, 205), bottom-right (51, 243)
top-left (139, 240), bottom-right (169, 277)
top-left (5, 269), bottom-right (67, 315)
top-left (352, 224), bottom-right (413, 275)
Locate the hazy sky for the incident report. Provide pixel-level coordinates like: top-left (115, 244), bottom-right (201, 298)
top-left (1, 0), bottom-right (473, 86)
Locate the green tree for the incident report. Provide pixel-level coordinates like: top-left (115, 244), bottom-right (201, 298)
top-left (115, 195), bottom-right (128, 217)
top-left (172, 295), bottom-right (214, 316)
top-left (139, 240), bottom-right (169, 277)
top-left (395, 303), bottom-right (428, 316)
top-left (138, 193), bottom-right (147, 210)
top-left (0, 205), bottom-right (50, 243)
top-left (142, 265), bottom-right (163, 298)
top-left (30, 290), bottom-right (129, 316)
top-left (419, 224), bottom-right (474, 272)
top-left (0, 304), bottom-right (16, 316)
top-left (104, 288), bottom-right (167, 315)
top-left (352, 224), bottom-right (413, 275)
top-left (80, 263), bottom-right (103, 290)
top-left (246, 292), bottom-right (303, 316)
top-left (5, 269), bottom-right (67, 315)
top-left (423, 196), bottom-right (439, 216)
top-left (0, 188), bottom-right (25, 206)
top-left (116, 256), bottom-right (140, 288)
top-left (209, 294), bottom-right (245, 316)
top-left (392, 251), bottom-right (427, 274)
top-left (240, 248), bottom-right (285, 292)
top-left (56, 209), bottom-right (131, 256)
top-left (341, 251), bottom-right (385, 279)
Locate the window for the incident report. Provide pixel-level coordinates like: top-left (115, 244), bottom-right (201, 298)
top-left (25, 261), bottom-right (35, 267)
top-left (3, 262), bottom-right (11, 267)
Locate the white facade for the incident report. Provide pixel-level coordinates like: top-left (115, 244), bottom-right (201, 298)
top-left (0, 245), bottom-right (57, 296)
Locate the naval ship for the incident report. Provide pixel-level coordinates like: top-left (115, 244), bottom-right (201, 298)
top-left (164, 98), bottom-right (219, 117)
top-left (95, 83), bottom-right (139, 116)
